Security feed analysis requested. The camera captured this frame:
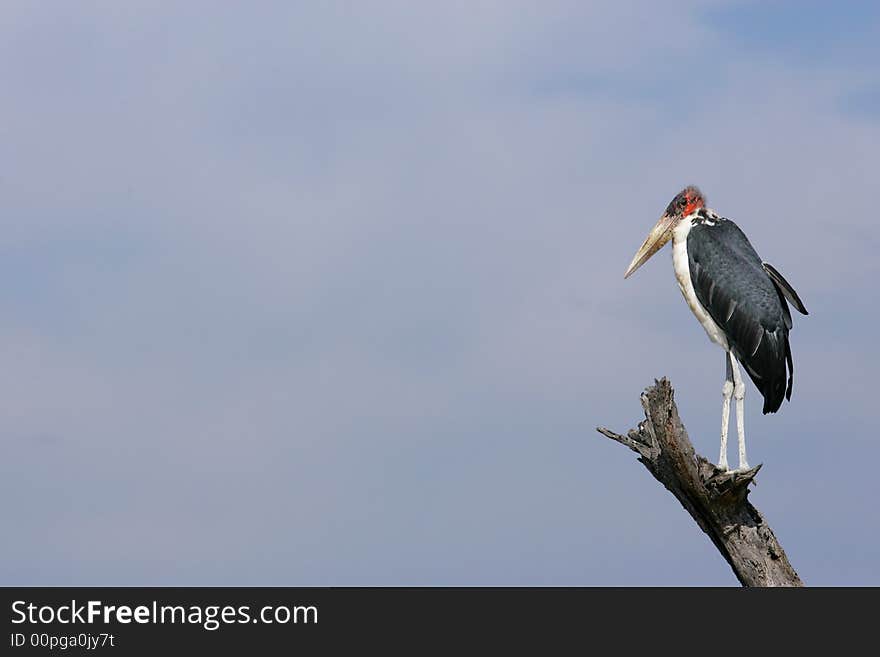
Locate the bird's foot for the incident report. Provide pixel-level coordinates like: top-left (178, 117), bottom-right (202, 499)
top-left (715, 463), bottom-right (752, 475)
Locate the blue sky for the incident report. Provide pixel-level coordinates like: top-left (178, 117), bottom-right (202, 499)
top-left (1, 1), bottom-right (878, 586)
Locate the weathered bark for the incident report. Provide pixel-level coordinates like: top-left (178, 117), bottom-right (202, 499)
top-left (597, 378), bottom-right (803, 587)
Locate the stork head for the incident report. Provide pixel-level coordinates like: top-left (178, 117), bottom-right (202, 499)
top-left (624, 186), bottom-right (705, 279)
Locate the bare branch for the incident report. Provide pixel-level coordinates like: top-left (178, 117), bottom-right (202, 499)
top-left (598, 378), bottom-right (803, 587)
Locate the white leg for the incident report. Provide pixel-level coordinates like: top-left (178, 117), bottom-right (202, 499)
top-left (719, 354), bottom-right (733, 472)
top-left (729, 352), bottom-right (749, 471)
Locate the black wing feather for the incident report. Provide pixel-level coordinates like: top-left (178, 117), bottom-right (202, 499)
top-left (687, 220), bottom-right (799, 414)
top-left (763, 262), bottom-right (809, 315)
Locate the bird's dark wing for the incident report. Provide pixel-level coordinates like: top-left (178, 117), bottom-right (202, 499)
top-left (687, 219), bottom-right (793, 413)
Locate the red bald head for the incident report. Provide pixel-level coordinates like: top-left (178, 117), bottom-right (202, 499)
top-left (665, 186), bottom-right (705, 218)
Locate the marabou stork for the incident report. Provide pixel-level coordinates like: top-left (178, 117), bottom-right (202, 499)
top-left (624, 186), bottom-right (808, 472)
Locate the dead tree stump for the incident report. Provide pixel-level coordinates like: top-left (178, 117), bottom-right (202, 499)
top-left (597, 378), bottom-right (803, 587)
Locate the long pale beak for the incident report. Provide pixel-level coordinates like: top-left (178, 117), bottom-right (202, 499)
top-left (624, 213), bottom-right (676, 279)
